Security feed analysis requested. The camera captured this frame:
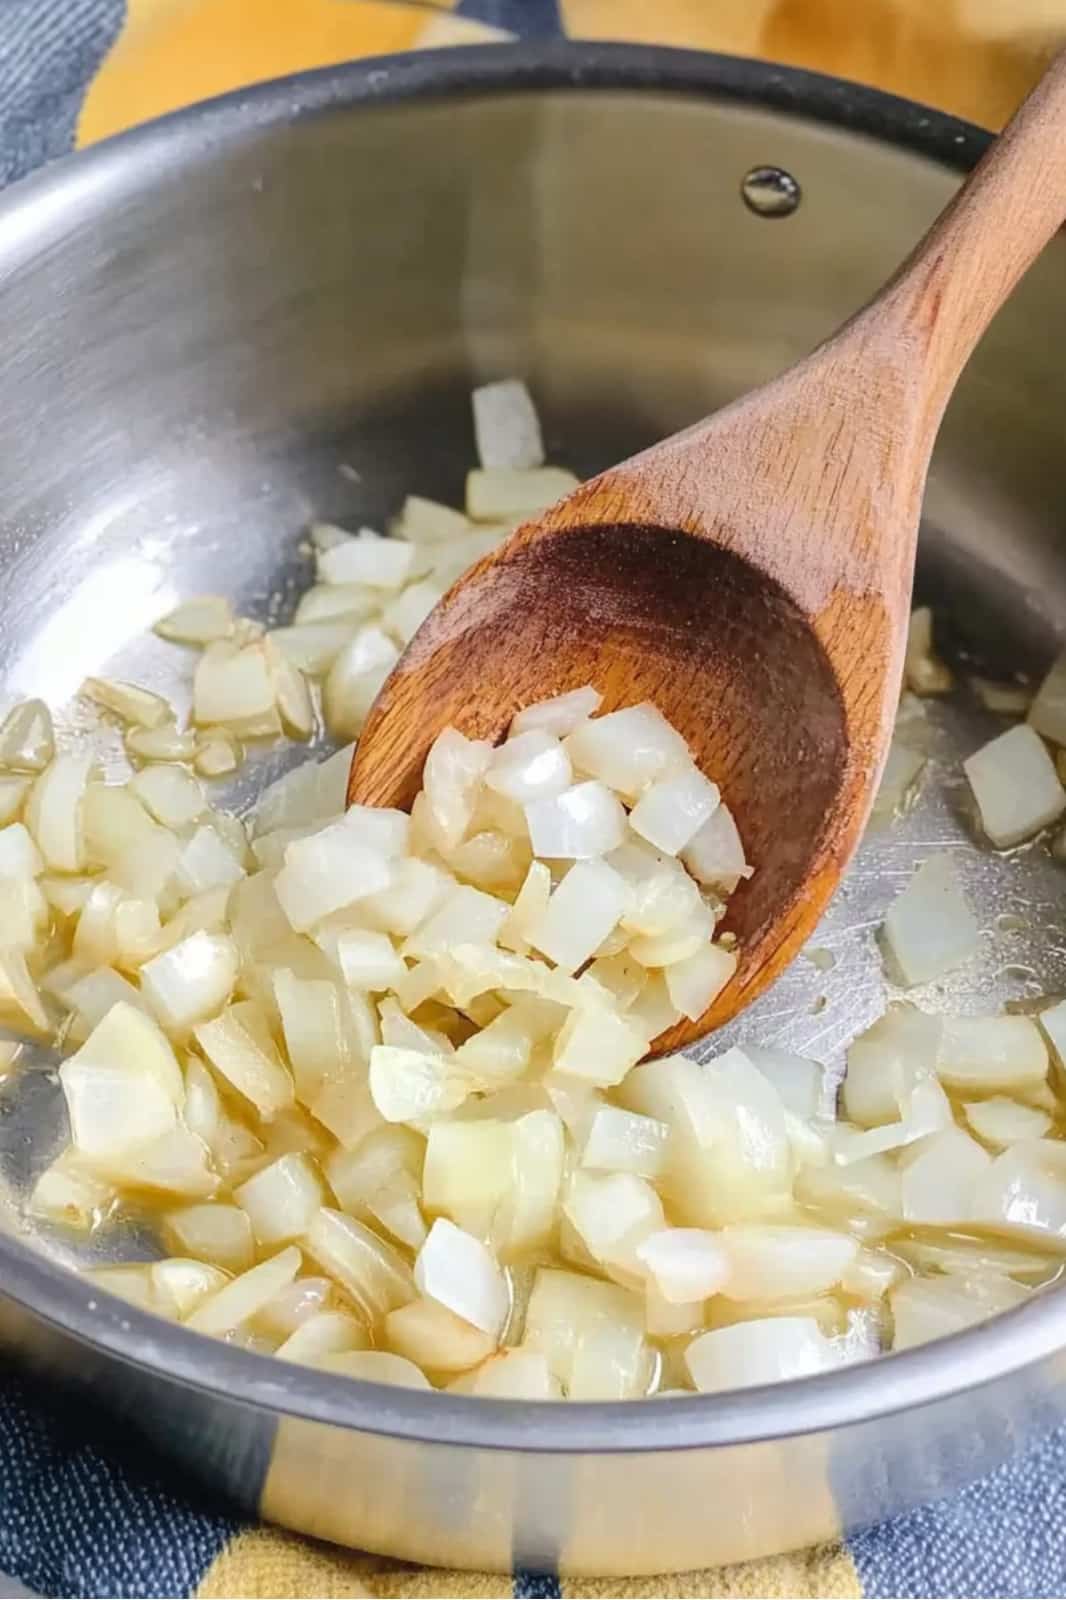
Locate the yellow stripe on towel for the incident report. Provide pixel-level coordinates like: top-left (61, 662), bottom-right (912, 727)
top-left (197, 1525), bottom-right (514, 1600)
top-left (558, 1541), bottom-right (862, 1598)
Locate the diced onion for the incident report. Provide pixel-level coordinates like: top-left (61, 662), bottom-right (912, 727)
top-left (636, 1228), bottom-right (730, 1302)
top-left (685, 1316), bottom-right (841, 1393)
top-left (881, 853), bottom-right (978, 987)
top-left (472, 379), bottom-right (545, 471)
top-left (415, 1217), bottom-right (509, 1336)
top-left (964, 724), bottom-right (1066, 847)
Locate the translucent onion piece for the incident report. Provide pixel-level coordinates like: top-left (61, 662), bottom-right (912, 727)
top-left (422, 727), bottom-right (493, 853)
top-left (395, 496), bottom-right (470, 543)
top-left (185, 1246), bottom-right (302, 1335)
top-left (718, 1225), bottom-right (858, 1301)
top-left (525, 780), bottom-right (626, 860)
top-left (629, 765), bottom-right (720, 856)
top-left (487, 730), bottom-right (572, 805)
top-left (234, 1152), bottom-right (324, 1245)
top-left (465, 466), bottom-right (579, 523)
top-left (304, 1208), bottom-right (415, 1324)
top-left (636, 1228), bottom-right (730, 1302)
top-left (274, 819), bottom-right (391, 932)
top-left (317, 1350), bottom-right (431, 1388)
top-left (317, 530), bottom-right (415, 590)
top-left (527, 859), bottom-right (628, 974)
top-left (0, 699), bottom-right (54, 773)
top-left (275, 1310), bottom-right (370, 1365)
top-left (521, 1267), bottom-right (644, 1390)
top-left (844, 1006), bottom-right (942, 1126)
top-left (904, 606), bottom-right (952, 696)
top-left (448, 1349), bottom-right (561, 1399)
top-left (871, 740), bottom-right (926, 822)
top-left (973, 1138), bottom-right (1066, 1241)
top-left (665, 943), bottom-right (736, 1021)
top-left (511, 687), bottom-right (602, 740)
top-left (26, 752), bottom-right (94, 872)
top-left (565, 703), bottom-right (689, 800)
top-left (881, 853), bottom-right (978, 987)
top-left (415, 1217), bottom-right (509, 1336)
top-left (681, 803), bottom-right (751, 892)
top-left (194, 1007), bottom-right (295, 1119)
top-left (164, 1202), bottom-right (255, 1274)
top-left (890, 1273), bottom-right (1029, 1351)
top-left (385, 1296), bottom-right (496, 1372)
top-left (472, 379), bottom-right (545, 471)
top-left (82, 677), bottom-right (173, 729)
top-left (686, 1315), bottom-right (841, 1392)
top-left (899, 1125), bottom-right (992, 1224)
top-left (0, 774), bottom-right (30, 824)
top-left (1028, 648), bottom-right (1066, 746)
top-left (581, 1105), bottom-right (669, 1179)
top-left (140, 931), bottom-right (239, 1032)
top-left (964, 724), bottom-right (1066, 848)
top-left (126, 722), bottom-right (198, 763)
top-left (938, 1015), bottom-right (1048, 1094)
top-left (193, 640), bottom-right (277, 727)
top-left (155, 595), bottom-right (233, 645)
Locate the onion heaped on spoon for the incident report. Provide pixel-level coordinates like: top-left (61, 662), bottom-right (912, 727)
top-left (8, 378), bottom-right (1066, 1401)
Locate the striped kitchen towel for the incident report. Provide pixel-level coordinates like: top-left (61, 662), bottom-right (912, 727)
top-left (1, 1), bottom-right (1065, 1595)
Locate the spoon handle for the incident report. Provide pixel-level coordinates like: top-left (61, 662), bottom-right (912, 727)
top-left (861, 49), bottom-right (1066, 429)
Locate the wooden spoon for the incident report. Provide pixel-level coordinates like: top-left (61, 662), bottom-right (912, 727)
top-left (350, 55), bottom-right (1066, 1055)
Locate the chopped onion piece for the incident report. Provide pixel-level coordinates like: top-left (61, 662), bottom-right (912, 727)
top-left (629, 765), bottom-right (720, 855)
top-left (268, 618), bottom-right (358, 675)
top-left (140, 932), bottom-right (238, 1031)
top-left (681, 803), bottom-right (750, 892)
top-left (718, 1225), bottom-right (858, 1300)
top-left (844, 1006), bottom-right (942, 1126)
top-left (403, 884), bottom-right (508, 960)
top-left (82, 677), bottom-right (172, 729)
top-left (193, 640), bottom-right (276, 727)
top-left (964, 1097), bottom-right (1052, 1147)
top-left (964, 724), bottom-right (1066, 847)
top-left (449, 1349), bottom-right (561, 1399)
top-left (385, 1296), bottom-right (496, 1372)
top-left (465, 466), bottom-right (579, 523)
top-left (973, 1138), bottom-right (1066, 1242)
top-left (891, 1273), bottom-right (1028, 1351)
top-left (318, 1350), bottom-right (430, 1388)
top-left (472, 379), bottom-right (545, 470)
top-left (234, 1152), bottom-right (324, 1245)
top-left (335, 929), bottom-right (405, 993)
top-left (1028, 647), bottom-right (1066, 746)
top-left (665, 943), bottom-right (736, 1022)
top-left (369, 1043), bottom-right (470, 1123)
top-left (164, 1203), bottom-right (255, 1274)
top-left (0, 699), bottom-right (54, 773)
top-left (511, 687), bottom-right (602, 739)
top-left (636, 1228), bottom-right (730, 1302)
top-left (317, 530), bottom-right (414, 590)
top-left (581, 1105), bottom-right (669, 1179)
top-left (304, 1208), bottom-right (415, 1324)
top-left (525, 779), bottom-right (626, 860)
top-left (193, 733), bottom-right (241, 778)
top-left (487, 730), bottom-right (572, 805)
top-left (422, 727), bottom-right (493, 853)
top-left (26, 752), bottom-right (94, 872)
top-left (274, 819), bottom-right (391, 932)
top-left (937, 1014), bottom-right (1048, 1093)
top-left (0, 774), bottom-right (30, 824)
top-left (899, 1125), bottom-right (991, 1224)
top-left (395, 496), bottom-right (470, 543)
top-left (155, 595), bottom-right (233, 644)
top-left (904, 606), bottom-right (952, 695)
top-left (381, 580), bottom-right (443, 646)
top-left (194, 1007), bottom-right (294, 1119)
top-left (186, 1245), bottom-right (301, 1335)
top-left (565, 704), bottom-right (689, 799)
top-left (871, 739), bottom-right (926, 821)
top-left (175, 824), bottom-right (246, 897)
top-left (415, 1218), bottom-right (509, 1336)
top-left (275, 1310), bottom-right (369, 1364)
top-left (881, 853), bottom-right (978, 987)
top-left (527, 859), bottom-right (627, 974)
top-left (686, 1315), bottom-right (841, 1393)
top-left (29, 1152), bottom-right (114, 1230)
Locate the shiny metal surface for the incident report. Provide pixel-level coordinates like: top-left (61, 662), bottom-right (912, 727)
top-left (0, 42), bottom-right (1066, 1574)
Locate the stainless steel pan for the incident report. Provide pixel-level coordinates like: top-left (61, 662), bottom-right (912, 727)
top-left (1, 41), bottom-right (1065, 1576)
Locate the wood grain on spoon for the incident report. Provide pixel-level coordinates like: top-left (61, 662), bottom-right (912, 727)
top-left (350, 52), bottom-right (1066, 1055)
